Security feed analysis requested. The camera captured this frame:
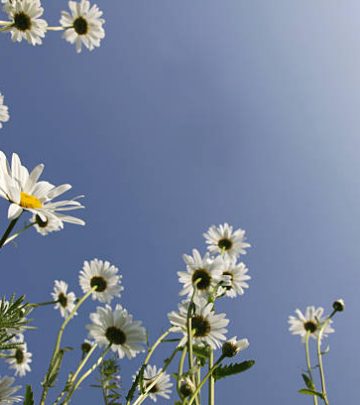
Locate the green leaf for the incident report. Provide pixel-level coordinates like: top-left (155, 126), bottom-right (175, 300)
top-left (213, 360), bottom-right (255, 381)
top-left (302, 374), bottom-right (315, 390)
top-left (23, 385), bottom-right (34, 405)
top-left (298, 389), bottom-right (325, 399)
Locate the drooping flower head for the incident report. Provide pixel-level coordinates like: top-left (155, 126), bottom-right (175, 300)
top-left (51, 280), bottom-right (76, 318)
top-left (60, 0), bottom-right (105, 53)
top-left (0, 93), bottom-right (9, 129)
top-left (6, 334), bottom-right (32, 377)
top-left (87, 304), bottom-right (146, 359)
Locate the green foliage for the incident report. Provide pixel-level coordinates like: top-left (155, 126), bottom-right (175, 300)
top-left (213, 360), bottom-right (255, 381)
top-left (193, 346), bottom-right (210, 367)
top-left (23, 385), bottom-right (34, 405)
top-left (301, 373), bottom-right (315, 390)
top-left (93, 357), bottom-right (122, 405)
top-left (299, 388), bottom-right (325, 399)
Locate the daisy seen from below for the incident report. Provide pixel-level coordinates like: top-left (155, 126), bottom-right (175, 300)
top-left (178, 249), bottom-right (226, 298)
top-left (218, 256), bottom-right (251, 298)
top-left (0, 93), bottom-right (9, 129)
top-left (288, 306), bottom-right (334, 342)
top-left (140, 365), bottom-right (173, 402)
top-left (60, 0), bottom-right (105, 53)
top-left (0, 376), bottom-right (22, 404)
top-left (204, 223), bottom-right (250, 258)
top-left (168, 296), bottom-right (229, 349)
top-left (0, 152), bottom-right (85, 224)
top-left (87, 304), bottom-right (146, 359)
top-left (6, 334), bottom-right (32, 377)
top-left (51, 280), bottom-right (76, 318)
top-left (79, 259), bottom-right (123, 304)
top-left (4, 0), bottom-right (47, 46)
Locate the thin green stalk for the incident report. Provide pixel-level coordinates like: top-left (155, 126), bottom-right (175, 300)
top-left (208, 349), bottom-right (214, 405)
top-left (0, 217), bottom-right (19, 249)
top-left (67, 343), bottom-right (98, 390)
top-left (317, 324), bottom-right (330, 405)
top-left (3, 222), bottom-right (35, 247)
top-left (30, 300), bottom-right (58, 308)
top-left (176, 346), bottom-right (188, 398)
top-left (305, 332), bottom-right (318, 405)
top-left (40, 288), bottom-right (96, 405)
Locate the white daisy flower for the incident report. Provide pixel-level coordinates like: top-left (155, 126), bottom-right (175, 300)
top-left (0, 151), bottom-right (85, 224)
top-left (60, 0), bottom-right (105, 53)
top-left (288, 306), bottom-right (334, 342)
top-left (168, 297), bottom-right (229, 349)
top-left (32, 214), bottom-right (63, 236)
top-left (0, 376), bottom-right (22, 404)
top-left (218, 256), bottom-right (251, 298)
top-left (87, 304), bottom-right (146, 359)
top-left (79, 259), bottom-right (123, 304)
top-left (222, 336), bottom-right (249, 358)
top-left (6, 334), bottom-right (32, 377)
top-left (140, 365), bottom-right (173, 402)
top-left (5, 0), bottom-right (47, 46)
top-left (51, 280), bottom-right (76, 318)
top-left (178, 249), bottom-right (226, 298)
top-left (204, 223), bottom-right (250, 258)
top-left (0, 93), bottom-right (9, 129)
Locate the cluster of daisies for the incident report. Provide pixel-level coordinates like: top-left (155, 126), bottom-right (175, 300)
top-left (0, 0), bottom-right (105, 52)
top-left (0, 150), bottom-right (85, 241)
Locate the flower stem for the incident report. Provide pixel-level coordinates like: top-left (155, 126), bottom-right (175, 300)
top-left (3, 222), bottom-right (35, 247)
top-left (208, 349), bottom-right (214, 405)
top-left (0, 217), bottom-right (19, 249)
top-left (47, 26), bottom-right (64, 31)
top-left (176, 346), bottom-right (188, 398)
top-left (305, 332), bottom-right (318, 405)
top-left (317, 324), bottom-right (330, 405)
top-left (30, 300), bottom-right (58, 308)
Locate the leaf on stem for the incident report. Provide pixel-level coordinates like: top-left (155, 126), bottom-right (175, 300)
top-left (213, 360), bottom-right (255, 381)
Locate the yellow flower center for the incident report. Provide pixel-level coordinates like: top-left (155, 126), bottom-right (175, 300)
top-left (20, 192), bottom-right (42, 209)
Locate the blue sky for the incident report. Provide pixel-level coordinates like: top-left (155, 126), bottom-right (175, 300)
top-left (1, 0), bottom-right (359, 403)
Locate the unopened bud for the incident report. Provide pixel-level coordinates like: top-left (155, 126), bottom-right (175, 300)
top-left (332, 299), bottom-right (345, 313)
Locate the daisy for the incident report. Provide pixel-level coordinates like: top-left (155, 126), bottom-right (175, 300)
top-left (222, 336), bottom-right (249, 358)
top-left (178, 249), bottom-right (226, 298)
top-left (168, 297), bottom-right (229, 349)
top-left (5, 0), bottom-right (47, 46)
top-left (80, 339), bottom-right (94, 355)
top-left (218, 256), bottom-right (251, 298)
top-left (51, 280), bottom-right (76, 318)
top-left (6, 334), bottom-right (32, 377)
top-left (179, 377), bottom-right (195, 398)
top-left (60, 0), bottom-right (105, 53)
top-left (0, 93), bottom-right (9, 129)
top-left (0, 376), bottom-right (22, 404)
top-left (140, 365), bottom-right (172, 402)
top-left (87, 304), bottom-right (146, 359)
top-left (288, 306), bottom-right (334, 342)
top-left (0, 151), bottom-right (85, 224)
top-left (32, 214), bottom-right (63, 236)
top-left (79, 259), bottom-right (123, 304)
top-left (204, 223), bottom-right (250, 258)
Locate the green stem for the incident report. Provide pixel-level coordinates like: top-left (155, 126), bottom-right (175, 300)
top-left (3, 222), bottom-right (35, 247)
top-left (0, 217), bottom-right (19, 249)
top-left (30, 300), bottom-right (58, 308)
top-left (40, 288), bottom-right (95, 405)
top-left (208, 349), bottom-right (214, 405)
top-left (317, 324), bottom-right (330, 405)
top-left (305, 332), bottom-right (318, 405)
top-left (176, 346), bottom-right (188, 398)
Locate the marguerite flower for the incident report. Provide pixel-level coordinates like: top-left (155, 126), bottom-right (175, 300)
top-left (6, 334), bottom-right (32, 377)
top-left (32, 214), bottom-right (63, 236)
top-left (0, 376), bottom-right (22, 404)
top-left (178, 249), bottom-right (226, 298)
top-left (222, 336), bottom-right (249, 358)
top-left (288, 306), bottom-right (334, 342)
top-left (51, 280), bottom-right (76, 318)
top-left (204, 223), bottom-right (250, 258)
top-left (218, 256), bottom-right (251, 298)
top-left (79, 259), bottom-right (123, 304)
top-left (60, 0), bottom-right (105, 53)
top-left (168, 297), bottom-right (229, 349)
top-left (0, 152), bottom-right (84, 224)
top-left (5, 0), bottom-right (47, 46)
top-left (0, 93), bottom-right (9, 129)
top-left (87, 304), bottom-right (146, 359)
top-left (139, 365), bottom-right (172, 402)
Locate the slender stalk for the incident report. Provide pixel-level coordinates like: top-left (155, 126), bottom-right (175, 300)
top-left (67, 343), bottom-right (98, 389)
top-left (317, 324), bottom-right (330, 405)
top-left (29, 300), bottom-right (58, 308)
top-left (208, 349), bottom-right (214, 405)
top-left (0, 217), bottom-right (19, 249)
top-left (305, 332), bottom-right (318, 405)
top-left (176, 346), bottom-right (188, 398)
top-left (3, 222), bottom-right (35, 247)
top-left (47, 26), bottom-right (64, 31)
top-left (40, 288), bottom-right (95, 405)
top-left (62, 346), bottom-right (110, 404)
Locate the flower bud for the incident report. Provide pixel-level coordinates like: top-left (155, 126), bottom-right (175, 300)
top-left (332, 299), bottom-right (345, 313)
top-left (179, 377), bottom-right (195, 398)
top-left (222, 337), bottom-right (249, 358)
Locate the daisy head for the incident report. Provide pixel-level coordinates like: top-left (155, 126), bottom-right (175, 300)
top-left (168, 297), bottom-right (229, 349)
top-left (5, 0), bottom-right (47, 46)
top-left (204, 223), bottom-right (250, 258)
top-left (6, 334), bottom-right (32, 377)
top-left (0, 375), bottom-right (22, 403)
top-left (60, 0), bottom-right (105, 53)
top-left (79, 259), bottom-right (123, 304)
top-left (87, 304), bottom-right (146, 359)
top-left (222, 336), bottom-right (249, 358)
top-left (51, 280), bottom-right (76, 318)
top-left (178, 249), bottom-right (226, 298)
top-left (0, 93), bottom-right (9, 129)
top-left (218, 256), bottom-right (251, 298)
top-left (139, 365), bottom-right (173, 402)
top-left (288, 306), bottom-right (334, 342)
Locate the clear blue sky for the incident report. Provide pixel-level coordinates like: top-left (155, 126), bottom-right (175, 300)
top-left (1, 0), bottom-right (359, 403)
